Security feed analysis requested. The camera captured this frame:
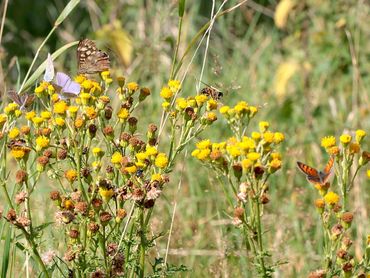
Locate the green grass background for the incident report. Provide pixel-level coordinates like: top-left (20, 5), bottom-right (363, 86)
top-left (1, 0), bottom-right (369, 276)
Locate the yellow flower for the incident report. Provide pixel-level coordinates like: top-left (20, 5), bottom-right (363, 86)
top-left (51, 93), bottom-right (60, 103)
top-left (212, 142), bottom-right (226, 151)
top-left (4, 103), bottom-right (19, 114)
top-left (234, 101), bottom-right (249, 115)
top-left (239, 137), bottom-right (255, 151)
top-left (160, 87), bottom-right (174, 99)
top-left (0, 114), bottom-right (7, 126)
top-left (349, 143), bottom-right (360, 154)
top-left (24, 111), bottom-right (35, 121)
top-left (195, 94), bottom-right (208, 106)
top-left (259, 121), bottom-right (269, 133)
top-left (99, 186), bottom-right (114, 202)
top-left (80, 93), bottom-right (91, 105)
top-left (324, 191), bottom-right (340, 206)
top-left (196, 139), bottom-right (211, 150)
top-left (35, 136), bottom-right (50, 151)
top-left (321, 136), bottom-right (336, 148)
top-left (219, 105), bottom-right (230, 115)
top-left (155, 153), bottom-right (169, 168)
top-left (227, 145), bottom-right (241, 158)
top-left (64, 169), bottom-right (78, 183)
top-left (269, 158), bottom-right (282, 171)
top-left (247, 152), bottom-right (260, 161)
top-left (111, 152), bottom-right (123, 164)
top-left (8, 128), bottom-right (20, 139)
top-left (162, 101), bottom-right (171, 111)
top-left (92, 147), bottom-right (104, 158)
top-left (207, 99), bottom-right (218, 111)
top-left (340, 134), bottom-right (352, 145)
top-left (151, 173), bottom-right (162, 182)
top-left (249, 106), bottom-right (258, 117)
top-left (11, 149), bottom-right (26, 159)
top-left (146, 146), bottom-right (158, 157)
top-left (136, 152), bottom-right (148, 161)
top-left (53, 101), bottom-right (68, 115)
top-left (271, 152), bottom-right (282, 160)
top-left (124, 165), bottom-right (137, 174)
top-left (168, 80), bottom-right (181, 92)
top-left (41, 111), bottom-right (52, 120)
top-left (92, 161), bottom-right (102, 171)
top-left (327, 146), bottom-right (340, 156)
top-left (74, 117), bottom-right (84, 128)
top-left (100, 70), bottom-right (110, 80)
top-left (367, 169), bottom-right (370, 179)
top-left (74, 74), bottom-right (86, 84)
top-left (274, 132), bottom-right (285, 144)
top-left (242, 158), bottom-right (253, 170)
top-left (68, 106), bottom-right (79, 118)
top-left (206, 112), bottom-right (217, 123)
top-left (176, 98), bottom-right (187, 111)
top-left (263, 131), bottom-right (274, 144)
top-left (84, 106), bottom-right (97, 119)
top-left (90, 81), bottom-right (101, 94)
top-left (251, 132), bottom-right (261, 141)
top-left (14, 110), bottom-right (22, 118)
top-left (32, 117), bottom-right (44, 127)
top-left (274, 0), bottom-right (295, 29)
top-left (117, 108), bottom-right (129, 120)
top-left (193, 149), bottom-right (211, 161)
top-left (355, 129), bottom-right (366, 143)
top-left (82, 80), bottom-right (92, 90)
top-left (127, 82), bottom-right (139, 92)
top-left (54, 117), bottom-right (65, 127)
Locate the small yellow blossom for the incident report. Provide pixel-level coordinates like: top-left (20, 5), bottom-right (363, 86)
top-left (249, 106), bottom-right (258, 117)
top-left (127, 82), bottom-right (139, 92)
top-left (219, 105), bottom-right (230, 115)
top-left (41, 111), bottom-right (52, 120)
top-left (327, 146), bottom-right (340, 156)
top-left (162, 101), bottom-right (171, 111)
top-left (242, 158), bottom-right (253, 170)
top-left (51, 93), bottom-right (60, 103)
top-left (168, 80), bottom-right (181, 92)
top-left (269, 158), bottom-right (282, 171)
top-left (74, 117), bottom-right (84, 128)
top-left (324, 191), bottom-right (340, 206)
top-left (53, 101), bottom-right (68, 115)
top-left (349, 143), bottom-right (360, 154)
top-left (75, 75), bottom-right (86, 84)
top-left (340, 134), bottom-right (352, 145)
top-left (195, 94), bottom-right (208, 106)
top-left (247, 152), bottom-right (260, 161)
top-left (64, 169), bottom-right (78, 183)
top-left (259, 121), bottom-right (269, 133)
top-left (227, 145), bottom-right (241, 158)
top-left (124, 165), bottom-right (137, 174)
top-left (207, 99), bottom-right (218, 111)
top-left (117, 108), bottom-right (129, 120)
top-left (81, 80), bottom-right (92, 90)
top-left (136, 152), bottom-right (148, 161)
top-left (99, 187), bottom-right (114, 202)
top-left (367, 169), bottom-right (370, 179)
top-left (155, 153), bottom-right (169, 169)
top-left (176, 98), bottom-right (187, 110)
top-left (8, 128), bottom-right (20, 139)
top-left (92, 147), bottom-right (104, 158)
top-left (206, 112), bottom-right (217, 123)
top-left (80, 93), bottom-right (91, 105)
top-left (24, 111), bottom-right (35, 121)
top-left (4, 103), bottom-right (19, 114)
top-left (100, 70), bottom-right (110, 80)
top-left (14, 110), bottom-right (22, 118)
top-left (146, 146), bottom-right (158, 157)
top-left (263, 131), bottom-right (274, 144)
top-left (54, 117), bottom-right (65, 127)
top-left (274, 132), bottom-right (285, 144)
top-left (35, 136), bottom-right (50, 151)
top-left (239, 137), bottom-right (255, 151)
top-left (68, 106), bottom-right (79, 118)
top-left (321, 136), bottom-right (336, 148)
top-left (271, 152), bottom-right (282, 160)
top-left (111, 152), bottom-right (123, 164)
top-left (234, 101), bottom-right (249, 115)
top-left (196, 140), bottom-right (211, 150)
top-left (192, 149), bottom-right (211, 161)
top-left (0, 114), bottom-right (7, 126)
top-left (355, 129), bottom-right (366, 143)
top-left (32, 117), bottom-right (44, 127)
top-left (151, 173), bottom-right (162, 182)
top-left (11, 149), bottom-right (26, 159)
top-left (84, 106), bottom-right (97, 119)
top-left (160, 87), bottom-right (174, 99)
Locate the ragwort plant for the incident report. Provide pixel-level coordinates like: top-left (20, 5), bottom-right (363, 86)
top-left (192, 103), bottom-right (285, 277)
top-left (0, 59), bottom-right (221, 276)
top-left (305, 132), bottom-right (369, 277)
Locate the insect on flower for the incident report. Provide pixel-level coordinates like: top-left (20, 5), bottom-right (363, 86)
top-left (54, 72), bottom-right (81, 99)
top-left (8, 90), bottom-right (35, 111)
top-left (7, 139), bottom-right (31, 152)
top-left (77, 39), bottom-right (110, 74)
top-left (200, 86), bottom-right (223, 101)
top-left (296, 156), bottom-right (334, 185)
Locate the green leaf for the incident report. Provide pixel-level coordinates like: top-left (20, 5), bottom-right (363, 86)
top-left (54, 0), bottom-right (80, 26)
top-left (1, 226), bottom-right (11, 278)
top-left (179, 0), bottom-right (186, 17)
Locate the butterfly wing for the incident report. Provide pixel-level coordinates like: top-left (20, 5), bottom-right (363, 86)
top-left (62, 80), bottom-right (81, 98)
top-left (44, 53), bottom-right (55, 82)
top-left (319, 156), bottom-right (335, 184)
top-left (8, 90), bottom-right (22, 106)
top-left (297, 161), bottom-right (321, 183)
top-left (77, 39), bottom-right (110, 74)
top-left (56, 72), bottom-right (70, 88)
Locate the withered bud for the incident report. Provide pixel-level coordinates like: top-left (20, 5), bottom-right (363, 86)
top-left (103, 126), bottom-right (114, 136)
top-left (116, 209), bottom-right (127, 219)
top-left (107, 243), bottom-right (118, 256)
top-left (81, 167), bottom-right (91, 178)
top-left (70, 191), bottom-right (82, 201)
top-left (104, 106), bottom-right (113, 120)
top-left (232, 163), bottom-right (243, 180)
top-left (234, 207), bottom-right (244, 220)
top-left (57, 149), bottom-right (68, 160)
top-left (333, 203), bottom-right (342, 213)
top-left (15, 191), bottom-right (27, 205)
top-left (148, 138), bottom-right (157, 146)
top-left (120, 132), bottom-right (131, 142)
top-left (132, 188), bottom-right (144, 201)
top-left (63, 249), bottom-right (76, 262)
top-left (75, 201), bottom-right (88, 215)
top-left (106, 165), bottom-right (114, 174)
top-left (17, 216), bottom-right (31, 227)
top-left (336, 249), bottom-right (348, 259)
top-left (129, 136), bottom-right (140, 147)
top-left (92, 198), bottom-right (103, 210)
top-left (341, 212), bottom-right (354, 223)
top-left (43, 149), bottom-right (53, 158)
top-left (260, 193), bottom-right (270, 204)
top-left (162, 175), bottom-right (170, 184)
top-left (185, 107), bottom-right (195, 120)
top-left (308, 270), bottom-right (326, 278)
top-left (20, 126), bottom-right (31, 135)
top-left (331, 224), bottom-right (344, 238)
top-left (99, 211), bottom-right (112, 224)
top-left (42, 128), bottom-right (52, 136)
top-left (88, 124), bottom-right (97, 137)
top-left (91, 270), bottom-right (105, 278)
top-left (50, 191), bottom-right (61, 201)
top-left (128, 117), bottom-right (138, 127)
top-left (148, 123), bottom-right (157, 134)
top-left (117, 76), bottom-right (125, 87)
top-left (37, 156), bottom-right (49, 166)
top-left (88, 222), bottom-right (100, 233)
top-left (253, 165), bottom-right (265, 179)
top-left (69, 229), bottom-right (79, 239)
top-left (144, 199), bottom-right (155, 208)
top-left (6, 209), bottom-right (17, 222)
top-left (342, 236), bottom-right (352, 249)
top-left (139, 87), bottom-right (151, 101)
top-left (342, 261), bottom-right (353, 272)
top-left (82, 147), bottom-right (89, 155)
top-left (15, 170), bottom-right (28, 184)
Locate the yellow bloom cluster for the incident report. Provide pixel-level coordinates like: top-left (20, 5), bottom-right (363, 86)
top-left (219, 101), bottom-right (258, 120)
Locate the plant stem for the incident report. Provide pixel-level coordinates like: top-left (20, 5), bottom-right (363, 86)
top-left (139, 208), bottom-right (146, 278)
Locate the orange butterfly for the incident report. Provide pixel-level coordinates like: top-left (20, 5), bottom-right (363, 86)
top-left (296, 156), bottom-right (334, 184)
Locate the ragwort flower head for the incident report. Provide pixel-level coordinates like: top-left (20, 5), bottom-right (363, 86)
top-left (321, 136), bottom-right (336, 149)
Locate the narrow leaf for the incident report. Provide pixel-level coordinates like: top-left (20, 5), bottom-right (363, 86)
top-left (54, 0), bottom-right (80, 26)
top-left (179, 0), bottom-right (186, 17)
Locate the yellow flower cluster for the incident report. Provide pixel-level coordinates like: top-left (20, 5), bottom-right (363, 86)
top-left (321, 131), bottom-right (367, 158)
top-left (219, 101), bottom-right (258, 120)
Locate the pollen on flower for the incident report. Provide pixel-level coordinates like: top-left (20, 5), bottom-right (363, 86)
top-left (321, 136), bottom-right (336, 148)
top-left (324, 191), bottom-right (340, 206)
top-left (327, 146), bottom-right (340, 156)
top-left (155, 153), bottom-right (169, 169)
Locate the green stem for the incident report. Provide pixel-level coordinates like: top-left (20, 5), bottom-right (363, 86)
top-left (170, 16), bottom-right (183, 79)
top-left (255, 200), bottom-right (268, 277)
top-left (139, 208), bottom-right (146, 278)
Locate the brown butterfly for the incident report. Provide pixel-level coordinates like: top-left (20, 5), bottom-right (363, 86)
top-left (77, 39), bottom-right (110, 74)
top-left (297, 156), bottom-right (334, 184)
top-left (8, 90), bottom-right (35, 110)
top-left (7, 139), bottom-right (31, 152)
